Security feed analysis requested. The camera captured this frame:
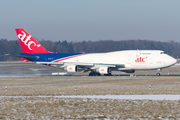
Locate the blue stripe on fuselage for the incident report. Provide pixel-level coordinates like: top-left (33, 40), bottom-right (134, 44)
top-left (20, 53), bottom-right (85, 62)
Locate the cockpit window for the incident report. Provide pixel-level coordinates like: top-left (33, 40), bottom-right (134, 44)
top-left (160, 52), bottom-right (165, 54)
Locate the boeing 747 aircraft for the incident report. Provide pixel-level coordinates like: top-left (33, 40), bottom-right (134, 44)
top-left (12, 29), bottom-right (177, 76)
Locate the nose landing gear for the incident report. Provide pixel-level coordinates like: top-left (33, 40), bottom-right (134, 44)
top-left (156, 73), bottom-right (161, 76)
top-left (156, 69), bottom-right (161, 76)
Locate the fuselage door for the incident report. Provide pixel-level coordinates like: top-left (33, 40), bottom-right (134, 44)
top-left (136, 49), bottom-right (141, 57)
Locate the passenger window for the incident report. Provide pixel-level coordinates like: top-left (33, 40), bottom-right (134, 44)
top-left (142, 53), bottom-right (151, 55)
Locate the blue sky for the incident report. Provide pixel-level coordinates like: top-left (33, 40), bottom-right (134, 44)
top-left (0, 0), bottom-right (180, 42)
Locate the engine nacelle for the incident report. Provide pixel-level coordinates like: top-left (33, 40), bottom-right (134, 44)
top-left (66, 65), bottom-right (78, 72)
top-left (96, 67), bottom-right (110, 74)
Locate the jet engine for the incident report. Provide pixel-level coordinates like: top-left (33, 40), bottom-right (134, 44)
top-left (96, 67), bottom-right (110, 74)
top-left (66, 65), bottom-right (78, 72)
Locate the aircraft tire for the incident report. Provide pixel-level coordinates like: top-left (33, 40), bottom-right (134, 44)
top-left (89, 72), bottom-right (93, 76)
top-left (104, 73), bottom-right (112, 76)
top-left (96, 73), bottom-right (101, 76)
top-left (89, 72), bottom-right (101, 76)
top-left (156, 73), bottom-right (161, 76)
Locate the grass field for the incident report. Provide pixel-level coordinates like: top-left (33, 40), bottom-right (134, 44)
top-left (1, 76), bottom-right (180, 119)
top-left (1, 61), bottom-right (180, 119)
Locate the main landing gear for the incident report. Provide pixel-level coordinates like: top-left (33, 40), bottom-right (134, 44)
top-left (89, 71), bottom-right (112, 76)
top-left (104, 73), bottom-right (112, 76)
top-left (156, 69), bottom-right (161, 76)
top-left (89, 71), bottom-right (101, 76)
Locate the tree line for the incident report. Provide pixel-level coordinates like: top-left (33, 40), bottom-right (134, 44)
top-left (1, 38), bottom-right (180, 61)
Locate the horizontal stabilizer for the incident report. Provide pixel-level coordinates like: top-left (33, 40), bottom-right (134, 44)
top-left (21, 58), bottom-right (31, 62)
top-left (5, 54), bottom-right (38, 61)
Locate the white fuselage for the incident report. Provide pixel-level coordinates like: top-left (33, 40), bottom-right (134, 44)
top-left (55, 50), bottom-right (177, 71)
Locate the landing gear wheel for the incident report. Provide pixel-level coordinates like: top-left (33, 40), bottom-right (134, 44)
top-left (104, 73), bottom-right (112, 76)
top-left (96, 73), bottom-right (101, 76)
top-left (89, 72), bottom-right (101, 76)
top-left (89, 72), bottom-right (93, 76)
top-left (156, 73), bottom-right (161, 76)
top-left (156, 69), bottom-right (161, 76)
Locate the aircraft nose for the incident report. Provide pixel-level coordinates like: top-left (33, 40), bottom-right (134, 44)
top-left (172, 58), bottom-right (177, 65)
top-left (165, 56), bottom-right (177, 66)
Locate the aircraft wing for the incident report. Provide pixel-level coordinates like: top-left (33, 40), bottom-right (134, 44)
top-left (36, 62), bottom-right (125, 72)
top-left (38, 62), bottom-right (125, 68)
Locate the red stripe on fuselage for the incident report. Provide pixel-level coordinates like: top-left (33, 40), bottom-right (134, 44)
top-left (53, 54), bottom-right (88, 62)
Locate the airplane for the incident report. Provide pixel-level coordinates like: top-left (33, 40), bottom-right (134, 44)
top-left (11, 28), bottom-right (177, 76)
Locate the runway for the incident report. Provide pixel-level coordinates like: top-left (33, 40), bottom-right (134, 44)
top-left (1, 61), bottom-right (180, 77)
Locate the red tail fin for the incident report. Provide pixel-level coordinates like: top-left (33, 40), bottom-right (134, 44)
top-left (15, 29), bottom-right (50, 53)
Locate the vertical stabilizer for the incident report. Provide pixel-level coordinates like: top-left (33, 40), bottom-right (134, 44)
top-left (15, 29), bottom-right (50, 53)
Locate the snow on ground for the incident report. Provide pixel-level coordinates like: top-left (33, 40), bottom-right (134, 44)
top-left (55, 95), bottom-right (180, 100)
top-left (1, 95), bottom-right (180, 100)
top-left (0, 96), bottom-right (180, 119)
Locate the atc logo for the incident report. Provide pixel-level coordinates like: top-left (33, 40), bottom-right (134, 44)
top-left (18, 31), bottom-right (40, 50)
top-left (101, 69), bottom-right (105, 72)
top-left (68, 67), bottom-right (73, 70)
top-left (135, 57), bottom-right (147, 63)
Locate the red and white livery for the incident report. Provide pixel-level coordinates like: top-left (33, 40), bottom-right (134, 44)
top-left (13, 28), bottom-right (177, 76)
